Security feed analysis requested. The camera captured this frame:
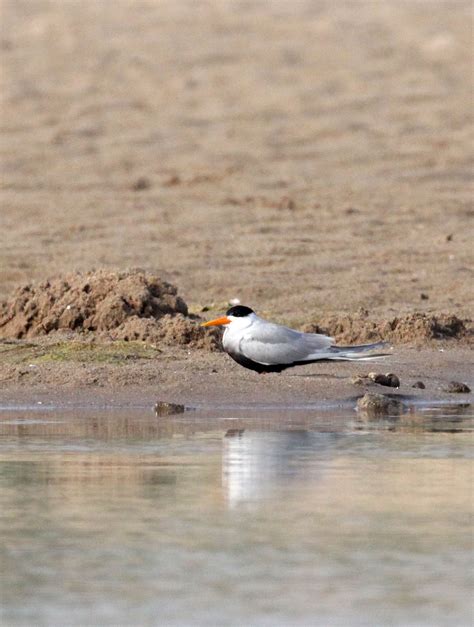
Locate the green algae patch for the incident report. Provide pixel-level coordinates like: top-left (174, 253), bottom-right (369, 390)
top-left (0, 341), bottom-right (40, 366)
top-left (0, 339), bottom-right (160, 366)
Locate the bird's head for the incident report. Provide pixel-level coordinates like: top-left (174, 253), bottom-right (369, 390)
top-left (201, 305), bottom-right (256, 329)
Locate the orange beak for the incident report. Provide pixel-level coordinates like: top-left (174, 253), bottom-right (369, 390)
top-left (201, 316), bottom-right (231, 327)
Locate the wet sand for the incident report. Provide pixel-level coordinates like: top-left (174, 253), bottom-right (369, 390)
top-left (0, 345), bottom-right (472, 410)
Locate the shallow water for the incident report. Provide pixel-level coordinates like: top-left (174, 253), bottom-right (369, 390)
top-left (0, 404), bottom-right (472, 627)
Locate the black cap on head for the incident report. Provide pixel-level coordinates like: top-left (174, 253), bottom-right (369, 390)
top-left (226, 305), bottom-right (254, 317)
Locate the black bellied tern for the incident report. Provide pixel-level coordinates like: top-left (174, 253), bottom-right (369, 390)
top-left (202, 305), bottom-right (389, 373)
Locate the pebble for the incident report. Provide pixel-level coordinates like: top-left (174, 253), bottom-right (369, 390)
top-left (356, 393), bottom-right (404, 417)
top-left (225, 429), bottom-right (245, 438)
top-left (131, 176), bottom-right (151, 191)
top-left (351, 375), bottom-right (368, 386)
top-left (277, 196), bottom-right (296, 210)
top-left (368, 372), bottom-right (400, 388)
top-left (412, 381), bottom-right (426, 389)
top-left (443, 381), bottom-right (471, 394)
top-left (163, 174), bottom-right (181, 187)
top-left (154, 401), bottom-right (186, 416)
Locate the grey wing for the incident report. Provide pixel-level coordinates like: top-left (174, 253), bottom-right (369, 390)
top-left (240, 322), bottom-right (334, 365)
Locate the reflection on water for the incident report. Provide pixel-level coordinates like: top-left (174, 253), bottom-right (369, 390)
top-left (223, 431), bottom-right (336, 506)
top-left (0, 405), bottom-right (472, 626)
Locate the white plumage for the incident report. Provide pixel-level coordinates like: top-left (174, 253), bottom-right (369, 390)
top-left (224, 316), bottom-right (333, 365)
top-left (203, 306), bottom-right (388, 373)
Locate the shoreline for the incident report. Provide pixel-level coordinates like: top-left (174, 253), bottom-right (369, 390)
top-left (1, 346), bottom-right (472, 410)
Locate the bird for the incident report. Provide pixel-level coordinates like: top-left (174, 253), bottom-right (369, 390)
top-left (201, 305), bottom-right (389, 374)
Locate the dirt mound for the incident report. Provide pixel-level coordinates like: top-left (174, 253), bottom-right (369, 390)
top-left (107, 314), bottom-right (218, 350)
top-left (303, 312), bottom-right (471, 345)
top-left (0, 270), bottom-right (219, 349)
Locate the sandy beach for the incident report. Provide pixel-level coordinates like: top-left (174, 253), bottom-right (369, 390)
top-left (1, 0), bottom-right (472, 405)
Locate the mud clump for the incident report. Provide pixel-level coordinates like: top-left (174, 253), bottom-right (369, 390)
top-left (351, 372), bottom-right (400, 388)
top-left (154, 401), bottom-right (186, 416)
top-left (108, 314), bottom-right (218, 350)
top-left (356, 392), bottom-right (404, 417)
top-left (131, 176), bottom-right (151, 191)
top-left (368, 372), bottom-right (400, 388)
top-left (443, 381), bottom-right (471, 394)
top-left (0, 270), bottom-right (219, 350)
top-left (303, 312), bottom-right (471, 345)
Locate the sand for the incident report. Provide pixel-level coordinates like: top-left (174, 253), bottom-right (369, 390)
top-left (0, 1), bottom-right (472, 405)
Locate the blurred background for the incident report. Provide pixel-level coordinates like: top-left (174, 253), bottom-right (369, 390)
top-left (1, 0), bottom-right (472, 321)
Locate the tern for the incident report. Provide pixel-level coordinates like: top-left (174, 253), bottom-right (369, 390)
top-left (202, 305), bottom-right (388, 373)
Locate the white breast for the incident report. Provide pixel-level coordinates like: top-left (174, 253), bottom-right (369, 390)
top-left (222, 314), bottom-right (257, 356)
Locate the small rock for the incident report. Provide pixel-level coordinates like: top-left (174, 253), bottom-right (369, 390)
top-left (163, 174), bottom-right (181, 187)
top-left (351, 375), bottom-right (368, 385)
top-left (277, 196), bottom-right (296, 210)
top-left (225, 428), bottom-right (245, 438)
top-left (444, 381), bottom-right (471, 394)
top-left (132, 176), bottom-right (151, 191)
top-left (154, 401), bottom-right (185, 416)
top-left (368, 372), bottom-right (400, 388)
top-left (356, 393), bottom-right (404, 417)
top-left (420, 293), bottom-right (429, 300)
top-left (412, 381), bottom-right (426, 389)
top-left (446, 234), bottom-right (453, 242)
top-left (385, 373), bottom-right (400, 388)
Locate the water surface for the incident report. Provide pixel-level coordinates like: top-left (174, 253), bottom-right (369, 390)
top-left (1, 404), bottom-right (472, 626)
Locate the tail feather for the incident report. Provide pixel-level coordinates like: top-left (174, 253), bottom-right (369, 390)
top-left (320, 341), bottom-right (391, 362)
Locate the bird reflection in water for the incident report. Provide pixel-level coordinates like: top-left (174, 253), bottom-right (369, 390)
top-left (222, 429), bottom-right (340, 507)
